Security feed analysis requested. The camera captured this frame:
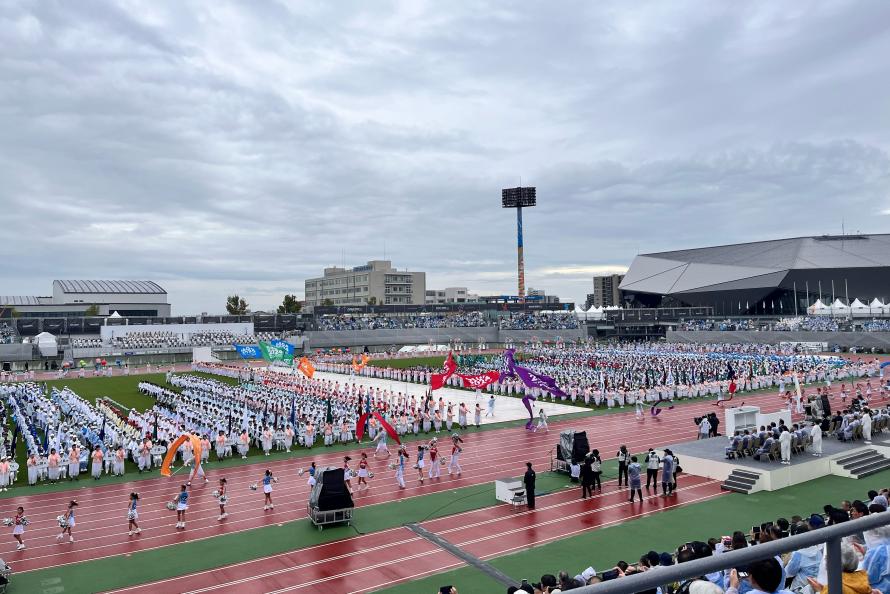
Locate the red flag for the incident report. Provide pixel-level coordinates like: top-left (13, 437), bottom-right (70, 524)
top-left (443, 351), bottom-right (457, 378)
top-left (458, 371), bottom-right (500, 390)
top-left (430, 352), bottom-right (458, 391)
top-left (431, 373), bottom-right (447, 391)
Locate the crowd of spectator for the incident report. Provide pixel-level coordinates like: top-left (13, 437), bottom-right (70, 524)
top-left (0, 322), bottom-right (15, 344)
top-left (498, 312), bottom-right (579, 330)
top-left (679, 316), bottom-right (890, 333)
top-left (316, 312), bottom-right (491, 331)
top-left (107, 331), bottom-right (279, 350)
top-left (503, 487), bottom-right (890, 593)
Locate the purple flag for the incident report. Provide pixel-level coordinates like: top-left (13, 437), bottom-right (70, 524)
top-left (503, 348), bottom-right (567, 398)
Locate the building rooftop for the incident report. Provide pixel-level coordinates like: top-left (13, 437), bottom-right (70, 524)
top-left (54, 280), bottom-right (167, 295)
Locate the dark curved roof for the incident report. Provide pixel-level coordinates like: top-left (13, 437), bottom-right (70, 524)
top-left (620, 234), bottom-right (890, 296)
top-left (54, 280), bottom-right (167, 295)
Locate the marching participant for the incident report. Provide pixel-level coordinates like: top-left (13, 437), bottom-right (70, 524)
top-left (56, 499), bottom-right (78, 543)
top-left (262, 425), bottom-right (273, 456)
top-left (48, 448), bottom-right (61, 484)
top-left (238, 429), bottom-right (250, 459)
top-left (91, 445), bottom-right (104, 480)
top-left (138, 437), bottom-right (151, 472)
top-left (113, 445), bottom-right (126, 476)
top-left (284, 424), bottom-right (295, 452)
top-left (215, 431), bottom-right (228, 460)
top-left (535, 407), bottom-right (549, 432)
top-left (24, 452), bottom-right (37, 487)
top-left (68, 443), bottom-right (81, 481)
top-left (127, 492), bottom-right (141, 536)
top-left (201, 435), bottom-right (211, 466)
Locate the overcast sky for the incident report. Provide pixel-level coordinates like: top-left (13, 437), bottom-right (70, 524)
top-left (2, 1), bottom-right (889, 314)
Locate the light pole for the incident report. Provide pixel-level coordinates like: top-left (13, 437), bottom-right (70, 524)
top-left (501, 186), bottom-right (537, 303)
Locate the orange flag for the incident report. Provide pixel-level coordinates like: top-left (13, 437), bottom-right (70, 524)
top-left (298, 356), bottom-right (315, 379)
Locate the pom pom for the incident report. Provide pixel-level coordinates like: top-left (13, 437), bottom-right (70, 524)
top-left (249, 483), bottom-right (258, 491)
top-left (297, 468), bottom-right (305, 476)
top-left (2, 518), bottom-right (12, 527)
top-left (57, 515), bottom-right (67, 528)
top-left (166, 502), bottom-right (176, 511)
top-left (212, 490), bottom-right (220, 499)
top-left (367, 472), bottom-right (374, 479)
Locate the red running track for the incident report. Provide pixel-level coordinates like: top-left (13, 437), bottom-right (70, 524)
top-left (1, 386), bottom-right (805, 577)
top-left (108, 476), bottom-right (727, 594)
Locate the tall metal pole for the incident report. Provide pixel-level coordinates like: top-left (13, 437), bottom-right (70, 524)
top-left (517, 204), bottom-right (525, 303)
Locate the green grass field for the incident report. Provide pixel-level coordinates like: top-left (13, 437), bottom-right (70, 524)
top-left (369, 355), bottom-right (448, 369)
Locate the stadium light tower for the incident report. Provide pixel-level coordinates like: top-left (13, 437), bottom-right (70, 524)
top-left (501, 186), bottom-right (537, 303)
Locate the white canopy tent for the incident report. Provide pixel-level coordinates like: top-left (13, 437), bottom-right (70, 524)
top-left (831, 299), bottom-right (850, 315)
top-left (34, 331), bottom-right (58, 357)
top-left (807, 299), bottom-right (830, 316)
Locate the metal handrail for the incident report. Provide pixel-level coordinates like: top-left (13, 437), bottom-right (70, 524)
top-left (565, 512), bottom-right (890, 594)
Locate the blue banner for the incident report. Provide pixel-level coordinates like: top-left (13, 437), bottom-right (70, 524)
top-left (270, 339), bottom-right (295, 356)
top-left (233, 344), bottom-right (261, 359)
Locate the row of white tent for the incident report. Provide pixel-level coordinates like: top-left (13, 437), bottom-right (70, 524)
top-left (574, 305), bottom-right (622, 320)
top-left (807, 298), bottom-right (890, 316)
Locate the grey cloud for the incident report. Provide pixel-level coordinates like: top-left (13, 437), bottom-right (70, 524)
top-left (1, 1), bottom-right (889, 313)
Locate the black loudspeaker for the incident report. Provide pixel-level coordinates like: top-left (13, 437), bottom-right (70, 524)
top-left (316, 468), bottom-right (355, 511)
top-left (571, 431), bottom-right (590, 463)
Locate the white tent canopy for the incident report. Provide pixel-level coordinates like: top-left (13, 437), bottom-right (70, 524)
top-left (808, 299), bottom-right (830, 315)
top-left (870, 298), bottom-right (886, 309)
top-left (831, 299), bottom-right (849, 311)
top-left (34, 331), bottom-right (58, 357)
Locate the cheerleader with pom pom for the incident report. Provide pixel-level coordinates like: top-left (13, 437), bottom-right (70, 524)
top-left (356, 453), bottom-right (370, 492)
top-left (342, 456), bottom-right (353, 494)
top-left (395, 445), bottom-right (408, 489)
top-left (307, 462), bottom-right (317, 487)
top-left (173, 485), bottom-right (189, 529)
top-left (216, 478), bottom-right (228, 520)
top-left (11, 506), bottom-right (26, 550)
top-left (261, 470), bottom-right (276, 510)
top-left (56, 500), bottom-right (77, 543)
top-left (127, 492), bottom-right (141, 536)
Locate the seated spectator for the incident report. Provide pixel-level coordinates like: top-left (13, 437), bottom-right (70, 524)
top-left (806, 541), bottom-right (872, 594)
top-left (727, 558), bottom-right (785, 594)
top-left (785, 524), bottom-right (822, 591)
top-left (861, 525), bottom-right (890, 594)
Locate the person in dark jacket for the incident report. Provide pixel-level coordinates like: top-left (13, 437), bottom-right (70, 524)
top-left (523, 462), bottom-right (536, 510)
top-left (580, 455), bottom-right (594, 499)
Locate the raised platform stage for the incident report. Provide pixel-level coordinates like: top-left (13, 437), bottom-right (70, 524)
top-left (670, 435), bottom-right (890, 494)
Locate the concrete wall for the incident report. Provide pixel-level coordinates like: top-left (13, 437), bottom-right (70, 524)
top-left (0, 343), bottom-right (35, 362)
top-left (667, 330), bottom-right (890, 350)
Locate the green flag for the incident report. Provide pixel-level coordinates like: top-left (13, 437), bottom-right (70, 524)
top-left (259, 341), bottom-right (294, 365)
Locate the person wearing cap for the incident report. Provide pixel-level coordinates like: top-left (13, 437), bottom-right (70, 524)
top-left (524, 462), bottom-right (536, 510)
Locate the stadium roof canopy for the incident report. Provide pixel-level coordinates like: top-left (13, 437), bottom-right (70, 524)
top-left (54, 280), bottom-right (167, 295)
top-left (0, 296), bottom-right (42, 306)
top-left (619, 234), bottom-right (890, 297)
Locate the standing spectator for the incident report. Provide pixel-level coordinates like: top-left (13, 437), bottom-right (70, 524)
top-left (617, 445), bottom-right (629, 487)
top-left (628, 456), bottom-right (643, 503)
top-left (645, 448), bottom-right (660, 492)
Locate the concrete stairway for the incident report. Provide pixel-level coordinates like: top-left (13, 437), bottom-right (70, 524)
top-left (835, 449), bottom-right (890, 479)
top-left (721, 469), bottom-right (762, 494)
